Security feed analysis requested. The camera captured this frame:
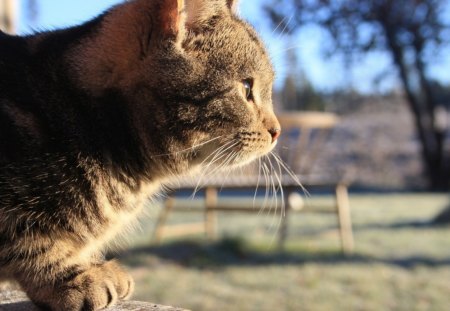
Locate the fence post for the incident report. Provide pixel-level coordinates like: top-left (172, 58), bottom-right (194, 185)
top-left (278, 187), bottom-right (293, 249)
top-left (152, 195), bottom-right (175, 243)
top-left (335, 183), bottom-right (354, 255)
top-left (205, 187), bottom-right (218, 239)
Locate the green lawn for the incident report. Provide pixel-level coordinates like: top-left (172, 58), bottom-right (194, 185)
top-left (116, 193), bottom-right (450, 311)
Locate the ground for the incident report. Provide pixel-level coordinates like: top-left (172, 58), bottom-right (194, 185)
top-left (113, 193), bottom-right (450, 311)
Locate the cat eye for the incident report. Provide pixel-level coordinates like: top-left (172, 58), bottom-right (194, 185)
top-left (243, 79), bottom-right (254, 101)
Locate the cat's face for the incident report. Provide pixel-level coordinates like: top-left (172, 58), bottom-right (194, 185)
top-left (71, 0), bottom-right (279, 176)
top-left (165, 1), bottom-right (280, 169)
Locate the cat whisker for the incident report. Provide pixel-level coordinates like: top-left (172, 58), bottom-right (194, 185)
top-left (217, 151), bottom-right (241, 191)
top-left (256, 154), bottom-right (284, 247)
top-left (260, 159), bottom-right (271, 215)
top-left (190, 140), bottom-right (239, 199)
top-left (150, 135), bottom-right (225, 158)
top-left (268, 153), bottom-right (286, 247)
top-left (202, 148), bottom-right (237, 187)
top-left (262, 158), bottom-right (274, 217)
top-left (199, 148), bottom-right (241, 195)
top-left (267, 157), bottom-right (278, 226)
top-left (195, 142), bottom-right (230, 177)
top-left (256, 163), bottom-right (269, 222)
top-left (201, 139), bottom-right (239, 171)
top-left (272, 152), bottom-right (286, 217)
top-left (252, 158), bottom-right (262, 209)
top-left (260, 161), bottom-right (272, 217)
top-left (270, 151), bottom-right (310, 197)
top-left (271, 13), bottom-right (289, 35)
top-left (275, 13), bottom-right (294, 41)
top-left (193, 140), bottom-right (235, 188)
top-left (271, 44), bottom-right (305, 58)
top-left (196, 140), bottom-right (240, 186)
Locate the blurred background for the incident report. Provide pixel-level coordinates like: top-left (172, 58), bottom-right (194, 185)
top-left (1, 0), bottom-right (450, 310)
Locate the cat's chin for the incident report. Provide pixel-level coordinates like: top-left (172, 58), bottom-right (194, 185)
top-left (206, 149), bottom-right (274, 171)
top-left (232, 143), bottom-right (279, 168)
top-left (186, 152), bottom-right (255, 174)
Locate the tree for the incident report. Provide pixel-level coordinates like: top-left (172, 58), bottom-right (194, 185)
top-left (280, 48), bottom-right (326, 111)
top-left (26, 0), bottom-right (39, 24)
top-left (266, 0), bottom-right (450, 192)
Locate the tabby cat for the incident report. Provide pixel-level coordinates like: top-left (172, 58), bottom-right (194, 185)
top-left (0, 0), bottom-right (280, 310)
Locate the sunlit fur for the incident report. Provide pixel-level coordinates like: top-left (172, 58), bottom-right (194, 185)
top-left (0, 0), bottom-right (285, 310)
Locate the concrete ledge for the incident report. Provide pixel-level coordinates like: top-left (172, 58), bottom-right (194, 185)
top-left (0, 291), bottom-right (189, 311)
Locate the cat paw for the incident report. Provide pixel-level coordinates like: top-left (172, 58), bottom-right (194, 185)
top-left (28, 261), bottom-right (134, 311)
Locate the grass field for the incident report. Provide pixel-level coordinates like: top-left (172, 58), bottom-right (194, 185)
top-left (116, 193), bottom-right (450, 311)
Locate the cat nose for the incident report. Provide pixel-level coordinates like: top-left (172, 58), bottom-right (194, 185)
top-left (269, 128), bottom-right (281, 143)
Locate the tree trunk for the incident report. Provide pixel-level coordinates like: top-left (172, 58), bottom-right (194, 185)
top-left (382, 23), bottom-right (450, 190)
top-left (413, 41), bottom-right (450, 190)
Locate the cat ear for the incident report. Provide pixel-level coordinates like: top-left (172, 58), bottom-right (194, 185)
top-left (226, 0), bottom-right (239, 12)
top-left (157, 0), bottom-right (186, 39)
top-left (183, 0), bottom-right (238, 28)
top-left (184, 0), bottom-right (214, 28)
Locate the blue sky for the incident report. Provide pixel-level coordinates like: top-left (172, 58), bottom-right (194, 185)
top-left (17, 0), bottom-right (450, 93)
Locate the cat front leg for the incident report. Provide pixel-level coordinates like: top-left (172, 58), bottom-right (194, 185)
top-left (20, 260), bottom-right (134, 311)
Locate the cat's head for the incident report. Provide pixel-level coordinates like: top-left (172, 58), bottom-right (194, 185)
top-left (70, 0), bottom-right (280, 176)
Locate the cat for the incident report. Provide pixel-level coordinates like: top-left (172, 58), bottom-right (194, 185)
top-left (0, 0), bottom-right (280, 310)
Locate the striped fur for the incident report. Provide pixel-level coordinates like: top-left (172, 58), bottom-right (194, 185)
top-left (0, 0), bottom-right (278, 310)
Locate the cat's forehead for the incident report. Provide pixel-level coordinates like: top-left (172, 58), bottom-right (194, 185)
top-left (180, 10), bottom-right (275, 89)
top-left (210, 16), bottom-right (275, 80)
top-left (238, 19), bottom-right (275, 79)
